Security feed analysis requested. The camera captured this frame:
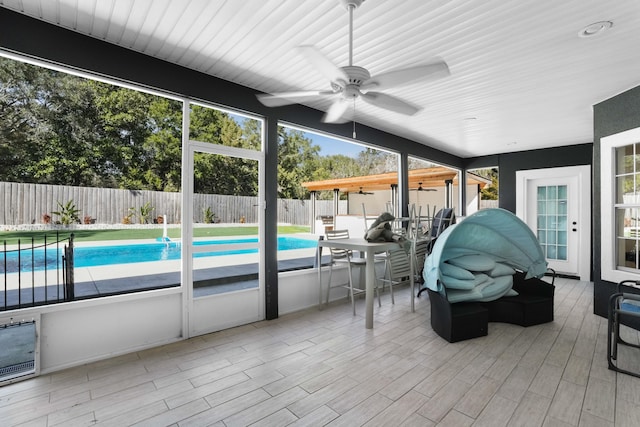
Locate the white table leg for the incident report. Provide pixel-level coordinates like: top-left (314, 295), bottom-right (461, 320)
top-left (410, 251), bottom-right (415, 312)
top-left (317, 245), bottom-right (323, 307)
top-left (365, 248), bottom-right (375, 329)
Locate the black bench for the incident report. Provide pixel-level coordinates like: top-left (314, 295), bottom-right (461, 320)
top-left (426, 271), bottom-right (555, 343)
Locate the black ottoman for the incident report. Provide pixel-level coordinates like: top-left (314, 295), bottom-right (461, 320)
top-left (427, 288), bottom-right (488, 343)
top-left (484, 272), bottom-right (554, 326)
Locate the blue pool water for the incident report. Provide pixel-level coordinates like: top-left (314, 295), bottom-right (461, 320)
top-left (1, 236), bottom-right (317, 274)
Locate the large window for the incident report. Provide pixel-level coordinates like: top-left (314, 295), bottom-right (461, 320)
top-left (601, 127), bottom-right (640, 283)
top-left (276, 125), bottom-right (398, 268)
top-left (466, 167), bottom-right (499, 214)
top-left (0, 52), bottom-right (188, 309)
top-left (407, 156), bottom-right (462, 218)
top-left (614, 143), bottom-right (640, 270)
top-left (0, 52), bottom-right (272, 308)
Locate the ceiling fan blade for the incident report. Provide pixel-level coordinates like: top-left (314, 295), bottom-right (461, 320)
top-left (360, 61), bottom-right (450, 91)
top-left (256, 90), bottom-right (336, 107)
top-left (297, 45), bottom-right (349, 85)
top-left (360, 91), bottom-right (421, 116)
top-left (322, 98), bottom-right (350, 123)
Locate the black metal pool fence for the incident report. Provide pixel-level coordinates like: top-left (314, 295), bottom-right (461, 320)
top-left (1, 232), bottom-right (74, 311)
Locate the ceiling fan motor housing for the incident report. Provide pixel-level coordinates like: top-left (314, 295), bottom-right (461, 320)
top-left (337, 65), bottom-right (371, 98)
top-left (341, 65), bottom-right (370, 85)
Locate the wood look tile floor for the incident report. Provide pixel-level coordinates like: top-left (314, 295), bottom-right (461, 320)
top-left (2, 277), bottom-right (640, 426)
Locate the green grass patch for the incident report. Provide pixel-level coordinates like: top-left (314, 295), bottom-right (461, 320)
top-left (0, 225), bottom-right (310, 245)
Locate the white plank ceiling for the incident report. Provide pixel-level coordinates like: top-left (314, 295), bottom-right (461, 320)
top-left (2, 0), bottom-right (639, 157)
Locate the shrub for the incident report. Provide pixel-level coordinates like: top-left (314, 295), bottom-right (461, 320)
top-left (203, 207), bottom-right (217, 224)
top-left (129, 202), bottom-right (154, 224)
top-left (52, 200), bottom-right (81, 225)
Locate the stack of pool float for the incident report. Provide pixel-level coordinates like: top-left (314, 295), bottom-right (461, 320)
top-left (439, 254), bottom-right (518, 303)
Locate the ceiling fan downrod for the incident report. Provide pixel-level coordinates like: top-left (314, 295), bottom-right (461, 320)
top-left (340, 0), bottom-right (365, 66)
top-left (341, 0), bottom-right (364, 138)
top-left (348, 3), bottom-right (354, 66)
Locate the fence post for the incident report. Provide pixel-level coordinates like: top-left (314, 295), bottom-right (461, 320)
top-left (64, 234), bottom-right (75, 301)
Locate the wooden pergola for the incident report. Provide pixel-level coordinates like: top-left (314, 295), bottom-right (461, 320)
top-left (302, 167), bottom-right (491, 233)
top-left (302, 166), bottom-right (490, 193)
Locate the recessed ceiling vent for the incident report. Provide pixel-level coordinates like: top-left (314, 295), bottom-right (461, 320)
top-left (578, 21), bottom-right (613, 38)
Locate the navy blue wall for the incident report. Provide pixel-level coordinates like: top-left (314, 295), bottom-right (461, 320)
top-left (465, 144), bottom-right (593, 214)
top-left (593, 85), bottom-right (640, 317)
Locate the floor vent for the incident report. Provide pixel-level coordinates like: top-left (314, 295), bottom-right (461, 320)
top-left (0, 361), bottom-right (34, 377)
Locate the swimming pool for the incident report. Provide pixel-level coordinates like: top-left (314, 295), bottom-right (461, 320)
top-left (1, 236), bottom-right (317, 273)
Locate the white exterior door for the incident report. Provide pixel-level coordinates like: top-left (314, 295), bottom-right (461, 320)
top-left (516, 165), bottom-right (590, 280)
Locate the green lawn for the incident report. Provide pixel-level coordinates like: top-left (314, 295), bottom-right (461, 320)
top-left (0, 225), bottom-right (310, 245)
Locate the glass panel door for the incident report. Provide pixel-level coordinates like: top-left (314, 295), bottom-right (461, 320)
top-left (536, 185), bottom-right (568, 261)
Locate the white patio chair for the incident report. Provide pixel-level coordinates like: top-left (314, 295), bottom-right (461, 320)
top-left (325, 229), bottom-right (366, 315)
top-left (376, 245), bottom-right (413, 305)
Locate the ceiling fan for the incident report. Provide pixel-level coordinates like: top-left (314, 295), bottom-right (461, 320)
top-left (357, 187), bottom-right (374, 195)
top-left (256, 0), bottom-right (450, 125)
top-left (410, 182), bottom-right (437, 192)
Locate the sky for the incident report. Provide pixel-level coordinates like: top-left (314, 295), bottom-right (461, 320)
top-left (304, 132), bottom-right (365, 158)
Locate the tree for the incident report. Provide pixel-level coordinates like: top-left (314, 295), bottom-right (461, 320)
top-left (143, 97), bottom-right (183, 191)
top-left (0, 54), bottom-right (409, 200)
top-left (190, 105), bottom-right (260, 195)
top-left (26, 73), bottom-right (103, 186)
top-left (476, 168), bottom-right (499, 200)
top-left (277, 127), bottom-right (320, 199)
top-left (0, 57), bottom-right (187, 190)
top-left (0, 58), bottom-right (63, 182)
top-left (356, 148), bottom-right (394, 175)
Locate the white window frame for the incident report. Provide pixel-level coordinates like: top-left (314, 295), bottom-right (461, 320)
top-left (601, 126), bottom-right (640, 283)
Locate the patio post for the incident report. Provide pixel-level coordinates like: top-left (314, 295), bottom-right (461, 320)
top-left (390, 183), bottom-right (398, 218)
top-left (333, 188), bottom-right (340, 227)
top-left (445, 179), bottom-right (453, 208)
top-left (310, 191), bottom-right (317, 234)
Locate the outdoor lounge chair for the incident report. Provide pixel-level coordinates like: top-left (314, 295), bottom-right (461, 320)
top-left (426, 270), bottom-right (555, 343)
top-left (608, 280), bottom-right (640, 378)
top-left (420, 209), bottom-right (554, 342)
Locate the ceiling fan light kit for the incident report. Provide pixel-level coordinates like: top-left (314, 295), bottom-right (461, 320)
top-left (256, 0), bottom-right (450, 125)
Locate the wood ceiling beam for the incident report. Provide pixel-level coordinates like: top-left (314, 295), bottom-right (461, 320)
top-left (302, 167), bottom-right (490, 193)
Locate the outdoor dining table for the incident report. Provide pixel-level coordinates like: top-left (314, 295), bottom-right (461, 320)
top-left (317, 237), bottom-right (406, 329)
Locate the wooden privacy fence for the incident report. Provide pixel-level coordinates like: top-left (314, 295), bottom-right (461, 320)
top-left (480, 200), bottom-right (499, 209)
top-left (0, 182), bottom-right (344, 226)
